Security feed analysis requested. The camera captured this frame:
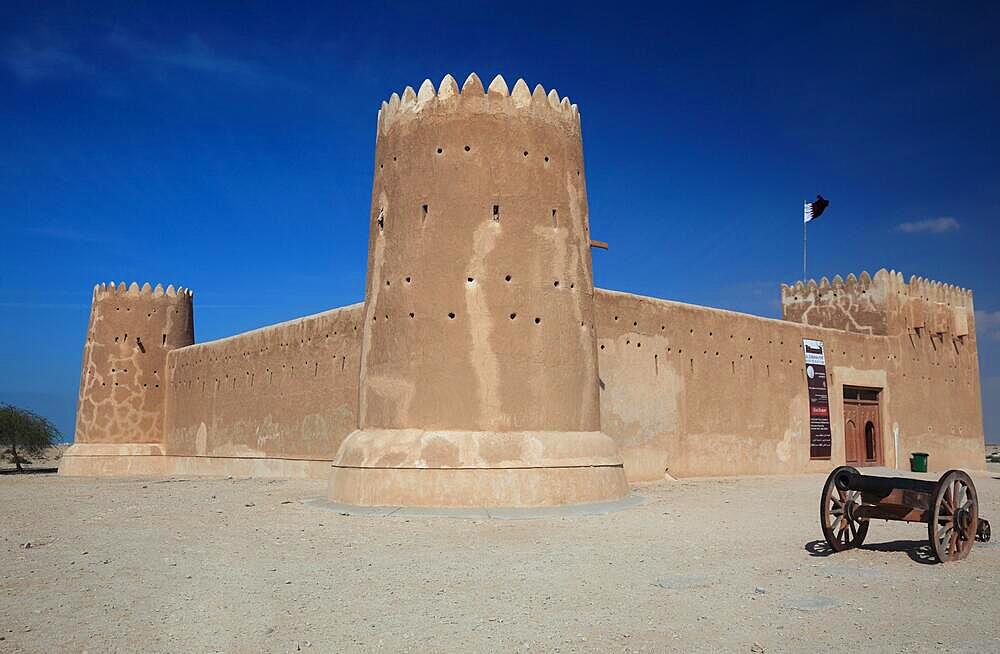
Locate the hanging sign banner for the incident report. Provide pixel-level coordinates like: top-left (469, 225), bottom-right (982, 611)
top-left (803, 339), bottom-right (832, 459)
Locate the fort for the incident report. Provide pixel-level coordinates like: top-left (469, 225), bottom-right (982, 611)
top-left (60, 73), bottom-right (986, 507)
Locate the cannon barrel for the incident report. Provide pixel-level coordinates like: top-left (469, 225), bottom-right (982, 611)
top-left (833, 469), bottom-right (937, 498)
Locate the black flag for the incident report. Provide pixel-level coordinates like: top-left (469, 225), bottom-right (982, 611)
top-left (804, 195), bottom-right (829, 223)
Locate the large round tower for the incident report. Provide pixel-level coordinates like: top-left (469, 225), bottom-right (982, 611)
top-left (61, 281), bottom-right (194, 475)
top-left (328, 73), bottom-right (628, 507)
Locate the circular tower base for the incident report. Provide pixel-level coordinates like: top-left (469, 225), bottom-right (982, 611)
top-left (328, 429), bottom-right (628, 508)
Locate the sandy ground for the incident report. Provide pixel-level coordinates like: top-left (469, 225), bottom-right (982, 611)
top-left (1, 466), bottom-right (999, 653)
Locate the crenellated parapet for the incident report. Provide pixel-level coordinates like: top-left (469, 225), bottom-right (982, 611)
top-left (74, 280), bottom-right (195, 446)
top-left (903, 274), bottom-right (974, 337)
top-left (781, 270), bottom-right (895, 335)
top-left (93, 280), bottom-right (194, 301)
top-left (377, 73), bottom-right (581, 138)
top-left (781, 269), bottom-right (975, 337)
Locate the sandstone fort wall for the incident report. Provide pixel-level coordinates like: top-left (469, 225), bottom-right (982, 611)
top-left (780, 269), bottom-right (974, 337)
top-left (65, 273), bottom-right (985, 481)
top-left (63, 74), bottom-right (987, 493)
top-left (324, 74), bottom-right (628, 507)
top-left (75, 282), bottom-right (194, 446)
top-left (358, 74), bottom-right (600, 433)
top-left (596, 276), bottom-right (984, 480)
top-left (161, 303), bottom-right (363, 471)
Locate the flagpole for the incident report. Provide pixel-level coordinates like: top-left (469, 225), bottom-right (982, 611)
top-left (803, 215), bottom-right (807, 281)
top-left (802, 196), bottom-right (827, 280)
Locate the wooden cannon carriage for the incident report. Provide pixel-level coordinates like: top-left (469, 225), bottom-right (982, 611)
top-left (820, 466), bottom-right (991, 562)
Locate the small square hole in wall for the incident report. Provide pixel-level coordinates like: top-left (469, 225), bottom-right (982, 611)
top-left (492, 205), bottom-right (500, 222)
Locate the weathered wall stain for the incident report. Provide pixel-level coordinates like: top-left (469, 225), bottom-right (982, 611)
top-left (357, 73), bottom-right (601, 433)
top-left (325, 73), bottom-right (626, 507)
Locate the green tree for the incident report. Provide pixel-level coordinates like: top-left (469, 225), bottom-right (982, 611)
top-left (0, 404), bottom-right (61, 472)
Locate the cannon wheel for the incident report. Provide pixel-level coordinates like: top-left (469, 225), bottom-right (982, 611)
top-left (820, 466), bottom-right (869, 551)
top-left (928, 470), bottom-right (978, 563)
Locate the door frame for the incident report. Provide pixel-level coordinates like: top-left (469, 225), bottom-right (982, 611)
top-left (843, 386), bottom-right (884, 467)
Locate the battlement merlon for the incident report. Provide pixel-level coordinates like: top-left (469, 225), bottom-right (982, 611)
top-left (377, 73), bottom-right (581, 138)
top-left (93, 281), bottom-right (194, 301)
top-left (780, 269), bottom-right (975, 338)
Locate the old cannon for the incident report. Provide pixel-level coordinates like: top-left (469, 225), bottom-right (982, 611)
top-left (820, 466), bottom-right (991, 562)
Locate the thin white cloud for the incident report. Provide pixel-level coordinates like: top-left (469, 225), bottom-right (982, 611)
top-left (976, 310), bottom-right (1000, 341)
top-left (984, 376), bottom-right (1000, 444)
top-left (2, 37), bottom-right (94, 82)
top-left (978, 311), bottom-right (1000, 329)
top-left (23, 225), bottom-right (108, 243)
top-left (198, 304), bottom-right (269, 310)
top-left (107, 31), bottom-right (294, 89)
top-left (0, 302), bottom-right (88, 309)
top-left (895, 217), bottom-right (960, 234)
top-left (4, 29), bottom-right (293, 91)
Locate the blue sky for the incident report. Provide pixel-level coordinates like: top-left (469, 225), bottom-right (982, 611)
top-left (2, 1), bottom-right (998, 442)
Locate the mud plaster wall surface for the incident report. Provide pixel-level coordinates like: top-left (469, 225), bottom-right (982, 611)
top-left (163, 304), bottom-right (363, 461)
top-left (781, 273), bottom-right (895, 335)
top-left (781, 269), bottom-right (974, 338)
top-left (75, 288), bottom-right (194, 444)
top-left (594, 289), bottom-right (985, 481)
top-left (359, 87), bottom-right (600, 432)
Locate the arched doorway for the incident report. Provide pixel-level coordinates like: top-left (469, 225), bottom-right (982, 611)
top-left (864, 421), bottom-right (877, 462)
top-left (843, 387), bottom-right (883, 466)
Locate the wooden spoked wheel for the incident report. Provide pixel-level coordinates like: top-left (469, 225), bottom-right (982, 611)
top-left (820, 466), bottom-right (869, 551)
top-left (929, 470), bottom-right (979, 563)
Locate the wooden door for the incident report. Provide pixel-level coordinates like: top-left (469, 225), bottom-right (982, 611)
top-left (859, 403), bottom-right (882, 465)
top-left (843, 387), bottom-right (883, 467)
top-left (844, 403), bottom-right (860, 465)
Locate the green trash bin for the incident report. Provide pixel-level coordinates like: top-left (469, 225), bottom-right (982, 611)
top-left (910, 452), bottom-right (929, 473)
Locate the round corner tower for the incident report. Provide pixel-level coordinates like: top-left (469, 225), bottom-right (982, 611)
top-left (328, 73), bottom-right (628, 507)
top-left (63, 282), bottom-right (194, 473)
